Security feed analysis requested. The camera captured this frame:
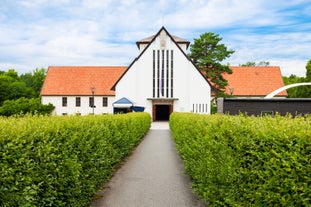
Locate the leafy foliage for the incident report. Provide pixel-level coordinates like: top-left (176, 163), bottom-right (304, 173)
top-left (0, 68), bottom-right (51, 116)
top-left (0, 97), bottom-right (54, 116)
top-left (282, 59), bottom-right (311, 98)
top-left (240, 61), bottom-right (270, 66)
top-left (188, 32), bottom-right (234, 94)
top-left (0, 113), bottom-right (151, 207)
top-left (170, 113), bottom-right (311, 206)
top-left (0, 68), bottom-right (47, 105)
top-left (20, 68), bottom-right (47, 97)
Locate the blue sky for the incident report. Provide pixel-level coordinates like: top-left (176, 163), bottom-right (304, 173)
top-left (0, 0), bottom-right (310, 76)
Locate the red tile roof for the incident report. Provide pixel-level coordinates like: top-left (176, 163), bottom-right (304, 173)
top-left (41, 66), bottom-right (127, 96)
top-left (41, 65), bottom-right (287, 97)
top-left (224, 66), bottom-right (287, 97)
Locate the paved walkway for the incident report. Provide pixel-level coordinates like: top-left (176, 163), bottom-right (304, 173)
top-left (91, 122), bottom-right (205, 207)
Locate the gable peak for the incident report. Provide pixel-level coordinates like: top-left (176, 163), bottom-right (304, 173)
top-left (136, 27), bottom-right (190, 51)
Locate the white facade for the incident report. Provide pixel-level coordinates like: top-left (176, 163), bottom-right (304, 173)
top-left (115, 27), bottom-right (211, 120)
top-left (42, 96), bottom-right (115, 115)
top-left (41, 27), bottom-right (212, 118)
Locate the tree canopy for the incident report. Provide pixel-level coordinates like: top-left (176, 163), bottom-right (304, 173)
top-left (240, 61), bottom-right (270, 66)
top-left (283, 59), bottom-right (311, 98)
top-left (188, 32), bottom-right (234, 95)
top-left (0, 68), bottom-right (53, 116)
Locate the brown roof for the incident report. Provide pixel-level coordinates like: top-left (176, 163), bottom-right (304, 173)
top-left (41, 66), bottom-right (127, 96)
top-left (224, 66), bottom-right (287, 97)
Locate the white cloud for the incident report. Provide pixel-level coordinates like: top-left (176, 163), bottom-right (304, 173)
top-left (0, 0), bottom-right (310, 77)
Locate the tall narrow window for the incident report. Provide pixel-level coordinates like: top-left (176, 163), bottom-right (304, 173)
top-left (166, 50), bottom-right (169, 97)
top-left (62, 97), bottom-right (67, 107)
top-left (171, 50), bottom-right (174, 97)
top-left (103, 97), bottom-right (108, 107)
top-left (153, 50), bottom-right (155, 97)
top-left (89, 97), bottom-right (94, 107)
top-left (157, 50), bottom-right (160, 97)
top-left (161, 50), bottom-right (164, 96)
top-left (76, 97), bottom-right (81, 107)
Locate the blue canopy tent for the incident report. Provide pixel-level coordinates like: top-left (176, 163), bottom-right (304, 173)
top-left (113, 97), bottom-right (145, 113)
top-left (113, 97), bottom-right (133, 114)
top-left (131, 106), bottom-right (145, 112)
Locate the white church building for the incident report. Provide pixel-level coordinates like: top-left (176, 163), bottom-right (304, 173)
top-left (41, 27), bottom-right (212, 120)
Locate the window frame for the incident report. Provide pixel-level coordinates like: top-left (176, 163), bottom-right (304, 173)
top-left (89, 97), bottom-right (94, 107)
top-left (103, 97), bottom-right (108, 107)
top-left (76, 97), bottom-right (81, 107)
top-left (62, 97), bottom-right (67, 107)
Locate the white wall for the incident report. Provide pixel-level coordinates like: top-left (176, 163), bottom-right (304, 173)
top-left (174, 59), bottom-right (211, 114)
top-left (42, 96), bottom-right (115, 115)
top-left (116, 29), bottom-right (211, 118)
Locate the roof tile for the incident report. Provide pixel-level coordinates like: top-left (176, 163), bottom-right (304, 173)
top-left (41, 66), bottom-right (127, 96)
top-left (224, 66), bottom-right (287, 97)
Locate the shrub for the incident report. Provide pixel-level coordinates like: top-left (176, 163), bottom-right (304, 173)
top-left (0, 112), bottom-right (151, 206)
top-left (170, 112), bottom-right (311, 206)
top-left (0, 97), bottom-right (54, 116)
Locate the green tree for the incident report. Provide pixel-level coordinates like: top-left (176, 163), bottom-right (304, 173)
top-left (282, 59), bottom-right (311, 98)
top-left (0, 75), bottom-right (11, 105)
top-left (240, 61), bottom-right (270, 66)
top-left (20, 68), bottom-right (47, 96)
top-left (283, 75), bottom-right (304, 98)
top-left (258, 61), bottom-right (270, 66)
top-left (306, 59), bottom-right (311, 81)
top-left (5, 69), bottom-right (20, 80)
top-left (188, 32), bottom-right (234, 95)
top-left (9, 81), bottom-right (35, 100)
top-left (0, 68), bottom-right (46, 105)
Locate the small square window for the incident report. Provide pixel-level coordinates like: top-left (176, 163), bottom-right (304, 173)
top-left (89, 97), bottom-right (94, 107)
top-left (62, 97), bottom-right (67, 107)
top-left (76, 97), bottom-right (81, 107)
top-left (103, 97), bottom-right (108, 107)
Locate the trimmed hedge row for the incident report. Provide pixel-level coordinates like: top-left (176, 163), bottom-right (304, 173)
top-left (170, 112), bottom-right (311, 206)
top-left (0, 112), bottom-right (151, 207)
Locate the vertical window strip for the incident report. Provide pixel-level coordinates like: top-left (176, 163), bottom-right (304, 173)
top-left (153, 50), bottom-right (155, 97)
top-left (171, 50), bottom-right (173, 97)
top-left (166, 50), bottom-right (169, 97)
top-left (161, 50), bottom-right (165, 96)
top-left (157, 50), bottom-right (160, 97)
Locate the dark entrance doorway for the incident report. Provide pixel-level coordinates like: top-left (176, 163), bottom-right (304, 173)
top-left (155, 105), bottom-right (170, 121)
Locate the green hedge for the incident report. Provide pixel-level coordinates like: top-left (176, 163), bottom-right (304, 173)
top-left (170, 112), bottom-right (311, 206)
top-left (0, 112), bottom-right (151, 207)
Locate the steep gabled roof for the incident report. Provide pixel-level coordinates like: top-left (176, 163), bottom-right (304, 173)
top-left (41, 66), bottom-right (127, 96)
top-left (112, 26), bottom-right (213, 90)
top-left (223, 66), bottom-right (287, 97)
